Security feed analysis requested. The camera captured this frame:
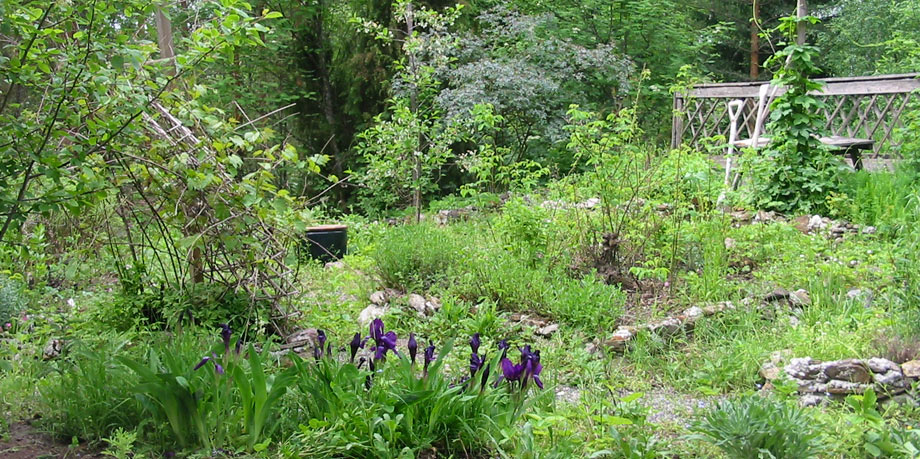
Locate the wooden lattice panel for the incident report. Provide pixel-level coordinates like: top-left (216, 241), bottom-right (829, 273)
top-left (672, 74), bottom-right (920, 157)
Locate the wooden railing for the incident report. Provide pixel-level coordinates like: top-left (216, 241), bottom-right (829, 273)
top-left (671, 74), bottom-right (920, 157)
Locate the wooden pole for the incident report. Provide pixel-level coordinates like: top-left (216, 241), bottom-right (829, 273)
top-left (750, 0), bottom-right (760, 79)
top-left (796, 0), bottom-right (807, 45)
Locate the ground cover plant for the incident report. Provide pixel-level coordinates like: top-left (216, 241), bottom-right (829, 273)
top-left (3, 1), bottom-right (920, 457)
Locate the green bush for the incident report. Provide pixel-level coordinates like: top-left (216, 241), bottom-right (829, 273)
top-left (689, 394), bottom-right (824, 458)
top-left (40, 335), bottom-right (144, 445)
top-left (373, 224), bottom-right (464, 291)
top-left (0, 274), bottom-right (26, 325)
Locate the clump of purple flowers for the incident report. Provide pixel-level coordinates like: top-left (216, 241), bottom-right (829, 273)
top-left (497, 344), bottom-right (543, 390)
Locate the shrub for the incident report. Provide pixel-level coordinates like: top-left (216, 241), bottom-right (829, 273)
top-left (373, 224), bottom-right (464, 291)
top-left (689, 394), bottom-right (824, 458)
top-left (0, 274), bottom-right (26, 326)
top-left (40, 335), bottom-right (144, 445)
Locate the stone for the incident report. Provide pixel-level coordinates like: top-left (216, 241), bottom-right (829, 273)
top-left (647, 318), bottom-right (682, 337)
top-left (846, 289), bottom-right (864, 300)
top-left (793, 215), bottom-right (811, 233)
top-left (755, 210), bottom-right (776, 222)
top-left (585, 341), bottom-right (602, 355)
top-left (731, 210), bottom-right (753, 223)
top-left (863, 226), bottom-right (878, 235)
top-left (408, 294), bottom-right (429, 316)
top-left (824, 359), bottom-right (873, 384)
top-left (765, 288), bottom-right (791, 302)
top-left (702, 301), bottom-right (735, 316)
top-left (576, 198), bottom-right (601, 209)
top-left (369, 290), bottom-right (388, 305)
top-left (901, 360), bottom-right (920, 378)
top-left (535, 323), bottom-right (559, 338)
top-left (808, 215), bottom-right (826, 231)
top-left (785, 357), bottom-right (822, 380)
top-left (682, 306), bottom-right (704, 321)
top-left (325, 261), bottom-right (345, 269)
top-left (874, 370), bottom-right (904, 386)
top-left (800, 394), bottom-right (827, 407)
top-left (724, 237), bottom-right (736, 249)
top-left (43, 339), bottom-right (63, 360)
top-left (826, 379), bottom-right (870, 395)
top-left (426, 296), bottom-right (442, 312)
top-left (760, 361), bottom-right (781, 381)
top-left (867, 357), bottom-right (900, 374)
top-left (605, 327), bottom-right (635, 352)
top-left (790, 289), bottom-right (811, 306)
top-left (792, 378), bottom-right (827, 394)
top-left (358, 304), bottom-right (387, 328)
top-left (286, 328), bottom-right (319, 346)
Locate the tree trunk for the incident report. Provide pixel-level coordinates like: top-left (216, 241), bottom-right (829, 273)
top-left (750, 0), bottom-right (760, 79)
top-left (796, 0), bottom-right (807, 45)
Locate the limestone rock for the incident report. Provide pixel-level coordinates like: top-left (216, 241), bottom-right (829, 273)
top-left (647, 317), bottom-right (681, 337)
top-left (867, 357), bottom-right (900, 374)
top-left (808, 215), bottom-right (826, 231)
top-left (325, 261), bottom-right (346, 269)
top-left (369, 290), bottom-right (388, 305)
top-left (43, 339), bottom-right (63, 360)
top-left (825, 359), bottom-right (873, 384)
top-left (765, 288), bottom-right (791, 302)
top-left (800, 394), bottom-right (827, 407)
top-left (901, 360), bottom-right (920, 378)
top-left (826, 379), bottom-right (870, 395)
top-left (535, 323), bottom-right (559, 338)
top-left (358, 304), bottom-right (387, 328)
top-left (790, 289), bottom-right (811, 306)
top-left (862, 226), bottom-right (878, 235)
top-left (724, 237), bottom-right (736, 249)
top-left (760, 362), bottom-right (781, 381)
top-left (874, 370), bottom-right (904, 386)
top-left (286, 328), bottom-right (319, 346)
top-left (785, 357), bottom-right (822, 380)
top-left (605, 327), bottom-right (635, 352)
top-left (408, 293), bottom-right (429, 316)
top-left (427, 296), bottom-right (442, 312)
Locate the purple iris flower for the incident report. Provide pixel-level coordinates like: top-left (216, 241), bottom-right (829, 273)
top-left (480, 363), bottom-right (491, 392)
top-left (194, 353), bottom-right (224, 375)
top-left (498, 339), bottom-right (509, 359)
top-left (469, 352), bottom-right (486, 378)
top-left (219, 323), bottom-right (232, 353)
top-left (423, 343), bottom-right (436, 375)
top-left (469, 333), bottom-right (481, 355)
top-left (369, 319), bottom-right (398, 361)
top-left (315, 329), bottom-right (327, 360)
top-left (317, 329), bottom-right (327, 349)
top-left (523, 349), bottom-right (543, 389)
top-left (194, 355), bottom-right (211, 371)
top-left (349, 332), bottom-right (362, 362)
top-left (408, 333), bottom-right (418, 364)
top-left (499, 357), bottom-right (523, 383)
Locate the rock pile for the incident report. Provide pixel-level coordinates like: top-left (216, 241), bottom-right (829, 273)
top-left (604, 302), bottom-right (734, 352)
top-left (760, 353), bottom-right (920, 406)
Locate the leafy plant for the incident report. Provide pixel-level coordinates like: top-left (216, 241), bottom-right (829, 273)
top-left (0, 274), bottom-right (25, 326)
top-left (744, 15), bottom-right (845, 214)
top-left (40, 336), bottom-right (144, 444)
top-left (284, 321), bottom-right (546, 457)
top-left (373, 223), bottom-right (464, 291)
top-left (689, 394), bottom-right (824, 458)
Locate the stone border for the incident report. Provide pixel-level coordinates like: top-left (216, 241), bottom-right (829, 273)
top-left (760, 354), bottom-right (919, 406)
top-left (604, 301), bottom-right (737, 352)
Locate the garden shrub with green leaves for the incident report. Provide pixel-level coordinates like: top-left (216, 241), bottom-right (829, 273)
top-left (689, 394), bottom-right (825, 458)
